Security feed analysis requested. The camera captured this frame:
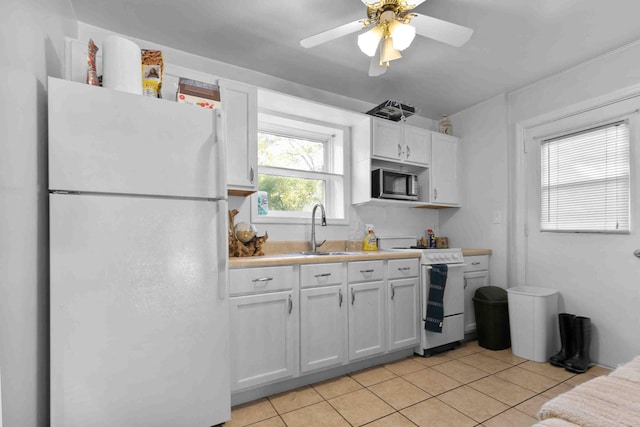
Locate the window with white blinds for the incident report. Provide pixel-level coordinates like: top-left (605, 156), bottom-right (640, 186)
top-left (540, 121), bottom-right (630, 232)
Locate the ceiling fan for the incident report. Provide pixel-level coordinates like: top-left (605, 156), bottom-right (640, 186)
top-left (300, 0), bottom-right (473, 77)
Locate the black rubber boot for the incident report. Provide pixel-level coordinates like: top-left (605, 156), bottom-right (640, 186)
top-left (564, 316), bottom-right (591, 373)
top-left (549, 313), bottom-right (576, 367)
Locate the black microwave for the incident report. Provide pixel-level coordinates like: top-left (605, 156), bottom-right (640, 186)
top-left (371, 168), bottom-right (419, 201)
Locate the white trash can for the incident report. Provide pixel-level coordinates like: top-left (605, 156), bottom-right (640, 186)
top-left (506, 286), bottom-right (559, 362)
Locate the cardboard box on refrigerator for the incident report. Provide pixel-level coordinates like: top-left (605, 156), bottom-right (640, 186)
top-left (176, 77), bottom-right (221, 109)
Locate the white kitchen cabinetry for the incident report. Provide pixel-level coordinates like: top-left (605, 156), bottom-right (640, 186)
top-left (299, 263), bottom-right (347, 373)
top-left (347, 261), bottom-right (386, 361)
top-left (430, 133), bottom-right (460, 206)
top-left (220, 79), bottom-right (258, 196)
top-left (229, 266), bottom-right (297, 391)
top-left (387, 259), bottom-right (420, 351)
top-left (371, 119), bottom-right (430, 166)
top-left (463, 255), bottom-right (490, 334)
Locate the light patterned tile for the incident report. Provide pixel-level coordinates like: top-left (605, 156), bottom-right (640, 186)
top-left (312, 375), bottom-right (363, 400)
top-left (227, 398), bottom-right (277, 427)
top-left (467, 375), bottom-right (536, 406)
top-left (519, 360), bottom-right (576, 382)
top-left (402, 367), bottom-right (463, 395)
top-left (458, 353), bottom-right (513, 374)
top-left (515, 395), bottom-right (550, 418)
top-left (281, 401), bottom-right (350, 427)
top-left (438, 385), bottom-right (509, 423)
top-left (328, 388), bottom-right (394, 426)
top-left (401, 398), bottom-right (477, 427)
top-left (411, 353), bottom-right (452, 368)
top-left (362, 412), bottom-right (417, 427)
top-left (350, 366), bottom-right (397, 387)
top-left (432, 360), bottom-right (490, 384)
top-left (248, 416), bottom-right (286, 427)
top-left (541, 382), bottom-right (574, 399)
top-left (268, 385), bottom-right (324, 414)
top-left (495, 366), bottom-right (559, 393)
top-left (368, 377), bottom-right (431, 410)
top-left (442, 343), bottom-right (484, 359)
top-left (482, 408), bottom-right (538, 427)
top-left (481, 348), bottom-right (527, 365)
top-left (384, 357), bottom-right (426, 376)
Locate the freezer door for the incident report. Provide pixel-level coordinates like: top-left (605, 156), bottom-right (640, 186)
top-left (48, 77), bottom-right (226, 199)
top-left (50, 194), bottom-right (230, 427)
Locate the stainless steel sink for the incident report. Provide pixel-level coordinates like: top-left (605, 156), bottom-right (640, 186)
top-left (298, 251), bottom-right (361, 256)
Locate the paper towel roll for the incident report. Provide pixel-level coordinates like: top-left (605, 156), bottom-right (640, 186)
top-left (101, 36), bottom-right (142, 95)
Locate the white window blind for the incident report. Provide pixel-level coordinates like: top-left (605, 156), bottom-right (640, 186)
top-left (540, 121), bottom-right (630, 232)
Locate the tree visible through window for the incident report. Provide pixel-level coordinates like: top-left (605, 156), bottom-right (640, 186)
top-left (256, 120), bottom-right (345, 221)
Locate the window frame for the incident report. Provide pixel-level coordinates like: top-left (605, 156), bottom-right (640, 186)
top-left (250, 111), bottom-right (350, 225)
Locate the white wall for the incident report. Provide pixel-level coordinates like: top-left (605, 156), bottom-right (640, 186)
top-left (440, 95), bottom-right (510, 286)
top-left (449, 40), bottom-right (640, 367)
top-left (0, 0), bottom-right (76, 426)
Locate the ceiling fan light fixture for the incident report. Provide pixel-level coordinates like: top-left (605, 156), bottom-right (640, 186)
top-left (389, 20), bottom-right (416, 51)
top-left (357, 25), bottom-right (383, 57)
top-left (380, 37), bottom-right (402, 64)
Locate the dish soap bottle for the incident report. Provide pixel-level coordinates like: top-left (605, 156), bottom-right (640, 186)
top-left (363, 224), bottom-right (378, 251)
top-left (427, 229), bottom-right (436, 249)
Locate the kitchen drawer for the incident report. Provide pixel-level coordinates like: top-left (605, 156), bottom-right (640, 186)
top-left (464, 255), bottom-right (489, 272)
top-left (230, 266), bottom-right (295, 296)
top-left (387, 258), bottom-right (419, 279)
top-left (300, 263), bottom-right (343, 288)
top-left (348, 260), bottom-right (384, 283)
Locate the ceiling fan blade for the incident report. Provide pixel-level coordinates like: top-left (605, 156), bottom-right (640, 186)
top-left (368, 55), bottom-right (387, 77)
top-left (411, 13), bottom-right (473, 47)
top-left (300, 20), bottom-right (364, 48)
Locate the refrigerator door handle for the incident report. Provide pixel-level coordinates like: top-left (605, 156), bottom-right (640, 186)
top-left (215, 110), bottom-right (228, 198)
top-left (217, 200), bottom-right (229, 301)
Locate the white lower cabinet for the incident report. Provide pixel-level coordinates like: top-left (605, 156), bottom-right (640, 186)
top-left (229, 267), bottom-right (297, 392)
top-left (463, 255), bottom-right (491, 334)
top-left (348, 280), bottom-right (387, 361)
top-left (300, 285), bottom-right (347, 372)
top-left (299, 263), bottom-right (346, 373)
top-left (230, 256), bottom-right (420, 394)
top-left (388, 278), bottom-right (420, 350)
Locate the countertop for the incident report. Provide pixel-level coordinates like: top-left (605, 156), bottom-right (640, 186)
top-left (229, 250), bottom-right (422, 268)
top-left (228, 241), bottom-right (492, 268)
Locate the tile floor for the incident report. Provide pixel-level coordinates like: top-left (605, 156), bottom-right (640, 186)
top-left (225, 340), bottom-right (612, 427)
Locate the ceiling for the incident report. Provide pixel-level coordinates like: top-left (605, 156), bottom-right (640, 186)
top-left (68, 0), bottom-right (640, 119)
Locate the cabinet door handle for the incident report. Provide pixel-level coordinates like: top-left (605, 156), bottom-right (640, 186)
top-left (314, 273), bottom-right (331, 278)
top-left (433, 188), bottom-right (438, 200)
top-left (249, 166), bottom-right (255, 183)
top-left (351, 288), bottom-right (355, 305)
top-left (391, 284), bottom-right (395, 300)
top-left (360, 269), bottom-right (374, 273)
top-left (398, 267), bottom-right (411, 271)
top-left (398, 144), bottom-right (403, 158)
top-left (252, 277), bottom-right (273, 288)
top-left (339, 289), bottom-right (343, 307)
top-left (464, 278), bottom-right (468, 289)
top-left (288, 294), bottom-right (293, 314)
top-left (406, 145), bottom-right (411, 159)
top-left (472, 262), bottom-right (481, 265)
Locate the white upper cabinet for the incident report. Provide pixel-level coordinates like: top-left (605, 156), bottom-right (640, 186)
top-left (220, 79), bottom-right (258, 196)
top-left (371, 119), bottom-right (430, 166)
top-left (430, 133), bottom-right (460, 206)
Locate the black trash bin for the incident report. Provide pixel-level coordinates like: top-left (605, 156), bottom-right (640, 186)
top-left (473, 286), bottom-right (511, 350)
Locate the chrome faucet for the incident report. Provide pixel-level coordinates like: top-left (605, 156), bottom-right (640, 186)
top-left (310, 203), bottom-right (327, 252)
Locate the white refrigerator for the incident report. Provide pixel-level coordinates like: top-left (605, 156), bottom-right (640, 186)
top-left (48, 77), bottom-right (230, 426)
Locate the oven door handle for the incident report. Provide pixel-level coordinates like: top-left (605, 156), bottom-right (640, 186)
top-left (424, 264), bottom-right (466, 269)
